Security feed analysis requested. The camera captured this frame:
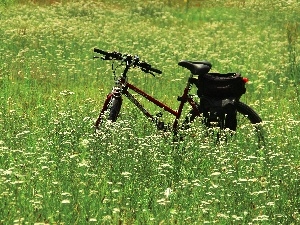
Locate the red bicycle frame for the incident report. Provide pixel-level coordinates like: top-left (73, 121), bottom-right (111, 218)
top-left (105, 75), bottom-right (200, 130)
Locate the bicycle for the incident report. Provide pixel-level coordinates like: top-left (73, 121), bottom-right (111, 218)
top-left (93, 48), bottom-right (263, 142)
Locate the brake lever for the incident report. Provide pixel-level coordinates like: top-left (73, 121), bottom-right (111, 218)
top-left (93, 55), bottom-right (111, 60)
top-left (149, 71), bottom-right (155, 77)
top-left (141, 68), bottom-right (155, 77)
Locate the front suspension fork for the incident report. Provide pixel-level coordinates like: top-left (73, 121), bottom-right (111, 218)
top-left (95, 86), bottom-right (123, 129)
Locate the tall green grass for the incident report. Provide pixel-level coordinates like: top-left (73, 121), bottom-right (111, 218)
top-left (1, 0), bottom-right (299, 224)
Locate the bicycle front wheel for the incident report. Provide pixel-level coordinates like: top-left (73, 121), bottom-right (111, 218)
top-left (95, 95), bottom-right (122, 129)
top-left (108, 97), bottom-right (122, 122)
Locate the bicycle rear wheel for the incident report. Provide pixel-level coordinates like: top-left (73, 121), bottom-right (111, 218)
top-left (184, 101), bottom-right (264, 144)
top-left (235, 101), bottom-right (264, 144)
top-left (95, 95), bottom-right (122, 129)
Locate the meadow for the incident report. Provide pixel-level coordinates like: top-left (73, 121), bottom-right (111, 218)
top-left (0, 0), bottom-right (299, 224)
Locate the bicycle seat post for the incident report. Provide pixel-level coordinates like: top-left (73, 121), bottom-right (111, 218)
top-left (187, 73), bottom-right (197, 92)
top-left (177, 74), bottom-right (195, 102)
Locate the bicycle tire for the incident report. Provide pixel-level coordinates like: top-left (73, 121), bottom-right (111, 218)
top-left (95, 95), bottom-right (122, 129)
top-left (108, 97), bottom-right (122, 122)
top-left (235, 101), bottom-right (262, 124)
top-left (184, 101), bottom-right (264, 143)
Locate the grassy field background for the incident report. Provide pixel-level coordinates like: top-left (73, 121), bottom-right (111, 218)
top-left (1, 0), bottom-right (299, 224)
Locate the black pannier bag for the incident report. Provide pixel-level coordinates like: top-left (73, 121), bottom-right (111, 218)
top-left (199, 97), bottom-right (238, 130)
top-left (195, 73), bottom-right (247, 131)
top-left (197, 73), bottom-right (246, 98)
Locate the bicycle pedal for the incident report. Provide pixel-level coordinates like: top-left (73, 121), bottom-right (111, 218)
top-left (157, 121), bottom-right (165, 130)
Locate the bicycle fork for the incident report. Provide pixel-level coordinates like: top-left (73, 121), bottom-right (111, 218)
top-left (95, 86), bottom-right (122, 128)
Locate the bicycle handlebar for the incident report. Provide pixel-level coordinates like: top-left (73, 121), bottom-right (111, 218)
top-left (94, 48), bottom-right (162, 75)
top-left (94, 48), bottom-right (123, 60)
top-left (139, 61), bottom-right (162, 74)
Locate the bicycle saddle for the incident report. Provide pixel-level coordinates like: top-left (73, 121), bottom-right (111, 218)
top-left (178, 60), bottom-right (212, 75)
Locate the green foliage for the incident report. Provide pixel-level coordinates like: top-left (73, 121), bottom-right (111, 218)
top-left (0, 0), bottom-right (299, 224)
top-left (0, 0), bottom-right (15, 6)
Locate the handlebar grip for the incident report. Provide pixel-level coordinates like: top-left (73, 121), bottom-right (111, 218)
top-left (94, 48), bottom-right (108, 55)
top-left (139, 62), bottom-right (162, 74)
top-left (94, 48), bottom-right (123, 60)
top-left (149, 67), bottom-right (162, 74)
